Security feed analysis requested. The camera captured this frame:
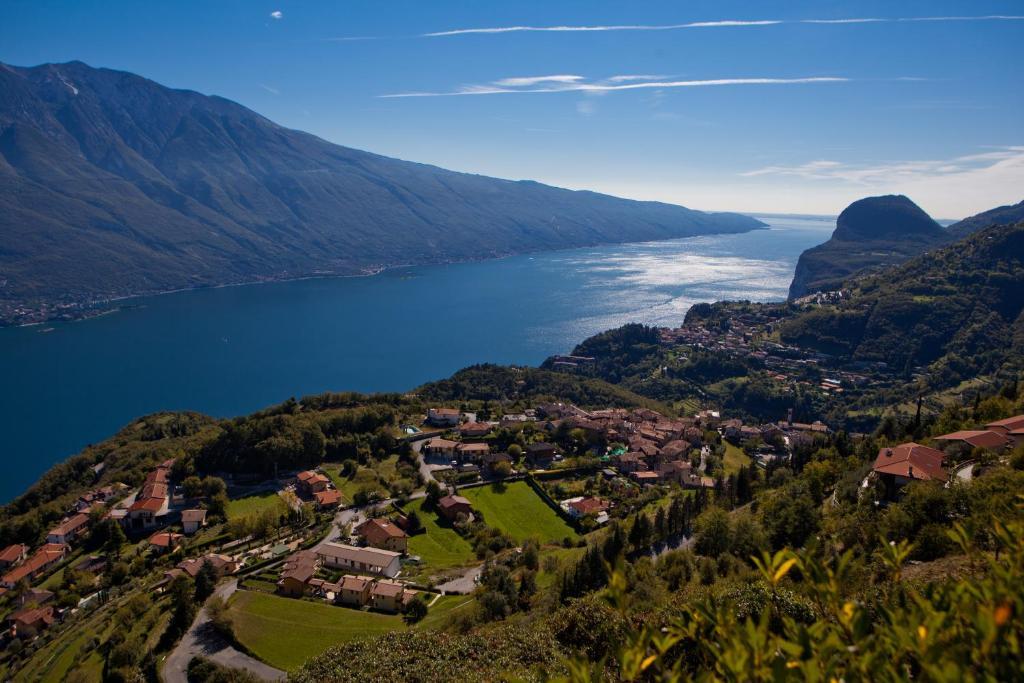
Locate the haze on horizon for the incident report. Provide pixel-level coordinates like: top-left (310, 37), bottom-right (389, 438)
top-left (2, 0), bottom-right (1022, 218)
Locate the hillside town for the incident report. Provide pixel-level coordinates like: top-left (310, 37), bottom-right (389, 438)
top-left (3, 391), bottom-right (1019, 670)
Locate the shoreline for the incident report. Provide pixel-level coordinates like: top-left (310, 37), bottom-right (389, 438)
top-left (1, 223), bottom-right (778, 330)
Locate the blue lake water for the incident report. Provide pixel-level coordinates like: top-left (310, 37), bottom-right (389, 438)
top-left (0, 213), bottom-right (833, 501)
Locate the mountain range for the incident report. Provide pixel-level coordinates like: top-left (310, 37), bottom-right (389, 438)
top-left (788, 195), bottom-right (1024, 299)
top-left (0, 60), bottom-right (764, 325)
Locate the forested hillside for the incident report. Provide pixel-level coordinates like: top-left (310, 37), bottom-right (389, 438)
top-left (0, 60), bottom-right (762, 325)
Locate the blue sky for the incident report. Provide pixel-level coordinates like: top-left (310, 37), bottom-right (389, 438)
top-left (3, 0), bottom-right (1022, 217)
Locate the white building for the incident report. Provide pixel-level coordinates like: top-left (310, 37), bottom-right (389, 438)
top-left (315, 542), bottom-right (402, 578)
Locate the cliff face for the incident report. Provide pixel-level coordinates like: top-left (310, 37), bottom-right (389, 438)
top-left (788, 195), bottom-right (945, 299)
top-left (0, 60), bottom-right (765, 322)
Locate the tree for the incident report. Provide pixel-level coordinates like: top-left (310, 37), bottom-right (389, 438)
top-left (693, 507), bottom-right (731, 557)
top-left (194, 560), bottom-right (218, 603)
top-left (402, 594), bottom-right (428, 623)
top-left (492, 460), bottom-right (513, 478)
top-left (507, 444), bottom-right (523, 461)
top-left (405, 510), bottom-right (423, 534)
top-left (169, 575), bottom-right (197, 635)
top-left (628, 514), bottom-right (652, 550)
top-left (182, 476), bottom-right (204, 499)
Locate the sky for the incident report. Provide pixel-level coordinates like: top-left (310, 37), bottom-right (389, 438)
top-left (2, 0), bottom-right (1023, 218)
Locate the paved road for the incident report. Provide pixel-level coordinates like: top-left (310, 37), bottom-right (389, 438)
top-left (162, 580), bottom-right (286, 683)
top-left (435, 564), bottom-right (483, 594)
top-left (411, 439), bottom-right (453, 493)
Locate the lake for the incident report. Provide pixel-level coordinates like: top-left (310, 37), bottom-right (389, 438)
top-left (0, 213), bottom-right (833, 501)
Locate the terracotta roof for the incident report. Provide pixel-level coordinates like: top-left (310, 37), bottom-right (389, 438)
top-left (430, 408), bottom-right (460, 416)
top-left (358, 518), bottom-right (408, 542)
top-left (424, 438), bottom-right (458, 449)
top-left (984, 415), bottom-right (1024, 432)
top-left (934, 430), bottom-right (1009, 450)
top-left (314, 490), bottom-right (341, 506)
top-left (0, 544), bottom-right (28, 563)
top-left (48, 513), bottom-right (90, 539)
top-left (371, 580), bottom-right (405, 598)
top-left (11, 605), bottom-right (55, 629)
top-left (872, 443), bottom-right (947, 482)
top-left (569, 498), bottom-right (609, 515)
top-left (2, 545), bottom-right (66, 586)
top-left (340, 574), bottom-right (371, 591)
top-left (456, 442), bottom-right (490, 453)
top-left (148, 532), bottom-right (183, 548)
top-left (438, 495), bottom-right (472, 510)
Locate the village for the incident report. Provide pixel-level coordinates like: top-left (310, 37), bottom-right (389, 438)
top-left (2, 396), bottom-right (1022, 676)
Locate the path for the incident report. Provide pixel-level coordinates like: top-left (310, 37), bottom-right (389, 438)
top-left (162, 580), bottom-right (286, 683)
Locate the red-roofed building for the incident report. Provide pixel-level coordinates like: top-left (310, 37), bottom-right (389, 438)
top-left (437, 495), bottom-right (473, 522)
top-left (872, 443), bottom-right (947, 497)
top-left (984, 414), bottom-right (1024, 435)
top-left (356, 518), bottom-right (408, 553)
top-left (297, 470), bottom-right (330, 495)
top-left (9, 605), bottom-right (56, 637)
top-left (0, 544), bottom-right (29, 569)
top-left (567, 497), bottom-right (610, 518)
top-left (1, 544), bottom-right (68, 589)
top-left (46, 513), bottom-right (91, 546)
top-left (934, 430), bottom-right (1010, 452)
top-left (148, 531), bottom-right (184, 554)
top-left (314, 489), bottom-right (342, 509)
top-left (427, 407), bottom-right (461, 427)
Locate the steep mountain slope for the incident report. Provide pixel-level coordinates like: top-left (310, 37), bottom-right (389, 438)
top-left (944, 199), bottom-right (1024, 241)
top-left (787, 195), bottom-right (944, 299)
top-left (0, 61), bottom-right (764, 324)
top-left (780, 221), bottom-right (1024, 378)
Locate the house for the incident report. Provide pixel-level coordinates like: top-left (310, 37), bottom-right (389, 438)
top-left (1, 544), bottom-right (68, 589)
top-left (356, 518), bottom-right (408, 553)
top-left (9, 605), bottom-right (56, 638)
top-left (0, 544), bottom-right (29, 569)
top-left (314, 489), bottom-right (342, 509)
top-left (176, 553), bottom-right (239, 579)
top-left (278, 550), bottom-right (320, 597)
top-left (369, 579), bottom-right (408, 612)
top-left (934, 430), bottom-right (1010, 452)
top-left (427, 408), bottom-right (461, 427)
top-left (181, 509), bottom-right (208, 535)
top-left (981, 415), bottom-right (1024, 447)
top-left (566, 497), bottom-right (610, 520)
top-left (336, 574), bottom-right (373, 607)
top-left (456, 442), bottom-right (490, 463)
top-left (458, 421), bottom-right (493, 438)
top-left (148, 531), bottom-right (184, 554)
top-left (658, 459), bottom-right (694, 485)
top-left (723, 419), bottom-right (744, 441)
top-left (660, 440), bottom-right (691, 460)
top-left (46, 513), bottom-right (91, 546)
top-left (481, 452), bottom-right (513, 473)
top-left (316, 543), bottom-right (402, 578)
top-left (437, 495), bottom-right (473, 522)
top-left (127, 465), bottom-right (172, 531)
top-left (423, 438), bottom-right (458, 458)
top-left (526, 443), bottom-right (559, 468)
top-left (297, 470), bottom-right (331, 495)
top-left (630, 471), bottom-right (660, 486)
top-left (872, 443), bottom-right (947, 498)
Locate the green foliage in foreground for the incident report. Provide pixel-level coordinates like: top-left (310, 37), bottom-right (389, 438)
top-left (559, 519), bottom-right (1023, 682)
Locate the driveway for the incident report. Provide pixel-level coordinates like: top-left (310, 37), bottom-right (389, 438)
top-left (162, 580), bottom-right (286, 683)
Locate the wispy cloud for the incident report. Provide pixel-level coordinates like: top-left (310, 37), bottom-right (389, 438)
top-left (422, 15), bottom-right (1024, 37)
top-left (269, 10), bottom-right (283, 20)
top-left (259, 84), bottom-right (281, 95)
top-left (493, 74), bottom-right (584, 87)
top-left (381, 75), bottom-right (849, 98)
top-left (740, 147), bottom-right (1024, 185)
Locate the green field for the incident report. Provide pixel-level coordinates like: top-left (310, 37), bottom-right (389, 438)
top-left (226, 491), bottom-right (288, 520)
top-left (228, 590), bottom-right (470, 671)
top-left (462, 481), bottom-right (577, 543)
top-left (723, 442), bottom-right (752, 475)
top-left (404, 499), bottom-right (476, 570)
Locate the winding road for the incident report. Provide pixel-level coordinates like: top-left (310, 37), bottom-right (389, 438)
top-left (162, 580), bottom-right (286, 683)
